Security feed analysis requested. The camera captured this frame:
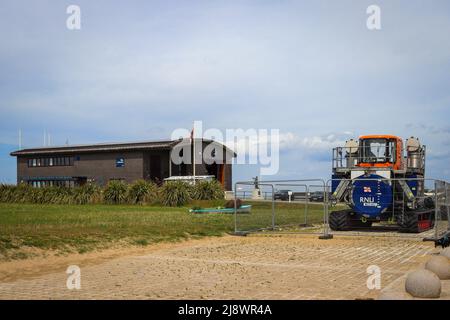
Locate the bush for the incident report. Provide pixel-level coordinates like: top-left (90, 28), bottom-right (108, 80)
top-left (29, 186), bottom-right (75, 204)
top-left (191, 180), bottom-right (224, 200)
top-left (0, 179), bottom-right (226, 207)
top-left (0, 184), bottom-right (21, 203)
top-left (73, 183), bottom-right (102, 205)
top-left (127, 180), bottom-right (159, 204)
top-left (103, 180), bottom-right (128, 204)
top-left (160, 181), bottom-right (192, 207)
top-left (0, 184), bottom-right (77, 204)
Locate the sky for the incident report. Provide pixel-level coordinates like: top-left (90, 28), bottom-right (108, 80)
top-left (0, 0), bottom-right (449, 184)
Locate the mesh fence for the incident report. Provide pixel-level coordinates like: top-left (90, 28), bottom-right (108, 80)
top-left (234, 178), bottom-right (449, 240)
top-left (434, 180), bottom-right (450, 239)
top-left (234, 180), bottom-right (327, 234)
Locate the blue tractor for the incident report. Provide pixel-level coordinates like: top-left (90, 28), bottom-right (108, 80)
top-left (330, 135), bottom-right (435, 233)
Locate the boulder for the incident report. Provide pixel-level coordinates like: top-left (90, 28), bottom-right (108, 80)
top-left (441, 247), bottom-right (450, 259)
top-left (425, 255), bottom-right (450, 280)
top-left (405, 269), bottom-right (441, 298)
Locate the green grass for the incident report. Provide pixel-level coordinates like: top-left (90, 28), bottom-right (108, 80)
top-left (0, 200), bottom-right (329, 261)
top-left (236, 201), bottom-right (326, 232)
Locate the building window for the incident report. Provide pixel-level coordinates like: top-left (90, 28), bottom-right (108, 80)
top-left (28, 179), bottom-right (76, 188)
top-left (27, 156), bottom-right (75, 168)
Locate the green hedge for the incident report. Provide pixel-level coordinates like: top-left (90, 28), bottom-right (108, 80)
top-left (160, 181), bottom-right (193, 207)
top-left (191, 180), bottom-right (224, 200)
top-left (0, 179), bottom-right (224, 206)
top-left (128, 180), bottom-right (159, 205)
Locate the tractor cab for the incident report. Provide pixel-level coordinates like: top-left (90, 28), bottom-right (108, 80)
top-left (356, 135), bottom-right (403, 170)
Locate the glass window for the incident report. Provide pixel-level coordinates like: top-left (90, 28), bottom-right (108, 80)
top-left (49, 158), bottom-right (53, 166)
top-left (361, 139), bottom-right (396, 163)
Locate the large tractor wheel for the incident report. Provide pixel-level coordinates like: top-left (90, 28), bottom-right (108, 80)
top-left (330, 210), bottom-right (373, 231)
top-left (329, 210), bottom-right (349, 231)
top-left (398, 210), bottom-right (434, 233)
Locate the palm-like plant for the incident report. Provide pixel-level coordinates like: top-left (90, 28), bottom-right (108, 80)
top-left (103, 180), bottom-right (128, 204)
top-left (160, 181), bottom-right (192, 207)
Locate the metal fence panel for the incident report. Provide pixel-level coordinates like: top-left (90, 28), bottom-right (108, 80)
top-left (234, 179), bottom-right (327, 234)
top-left (234, 178), bottom-right (449, 241)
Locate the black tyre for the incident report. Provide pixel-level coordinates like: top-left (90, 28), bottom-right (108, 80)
top-left (330, 210), bottom-right (373, 231)
top-left (329, 210), bottom-right (350, 231)
top-left (398, 213), bottom-right (419, 233)
top-left (398, 210), bottom-right (434, 233)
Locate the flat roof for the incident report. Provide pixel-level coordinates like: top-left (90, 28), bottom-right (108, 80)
top-left (10, 139), bottom-right (236, 157)
top-left (359, 135), bottom-right (400, 140)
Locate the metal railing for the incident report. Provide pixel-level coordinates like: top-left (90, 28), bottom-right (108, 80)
top-left (234, 179), bottom-right (327, 234)
top-left (233, 177), bottom-right (449, 240)
top-left (332, 146), bottom-right (426, 172)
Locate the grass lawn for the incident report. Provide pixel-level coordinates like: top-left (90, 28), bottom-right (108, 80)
top-left (0, 200), bottom-right (328, 260)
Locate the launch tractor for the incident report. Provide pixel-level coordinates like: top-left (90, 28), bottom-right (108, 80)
top-left (330, 135), bottom-right (434, 233)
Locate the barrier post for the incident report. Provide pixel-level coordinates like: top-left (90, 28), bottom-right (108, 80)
top-left (319, 180), bottom-right (333, 239)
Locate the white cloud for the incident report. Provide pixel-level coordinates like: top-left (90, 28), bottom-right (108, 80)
top-left (0, 0), bottom-right (449, 181)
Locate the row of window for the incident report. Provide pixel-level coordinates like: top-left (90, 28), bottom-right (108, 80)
top-left (28, 180), bottom-right (76, 188)
top-left (27, 157), bottom-right (74, 167)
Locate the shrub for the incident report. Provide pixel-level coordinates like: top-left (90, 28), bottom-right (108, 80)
top-left (31, 186), bottom-right (75, 204)
top-left (160, 181), bottom-right (192, 207)
top-left (127, 180), bottom-right (159, 204)
top-left (1, 183), bottom-right (37, 204)
top-left (0, 184), bottom-right (19, 203)
top-left (73, 183), bottom-right (102, 205)
top-left (103, 180), bottom-right (128, 204)
top-left (191, 180), bottom-right (224, 200)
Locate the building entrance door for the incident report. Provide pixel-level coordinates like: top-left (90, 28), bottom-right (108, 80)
top-left (150, 155), bottom-right (162, 183)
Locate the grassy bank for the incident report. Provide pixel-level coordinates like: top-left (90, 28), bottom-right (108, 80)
top-left (0, 201), bottom-right (326, 261)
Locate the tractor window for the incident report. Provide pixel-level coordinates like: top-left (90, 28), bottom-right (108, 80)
top-left (361, 139), bottom-right (396, 163)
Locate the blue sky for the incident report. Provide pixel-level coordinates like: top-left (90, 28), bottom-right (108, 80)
top-left (1, 0), bottom-right (450, 184)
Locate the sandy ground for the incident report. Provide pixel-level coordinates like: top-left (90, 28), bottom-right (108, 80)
top-left (0, 234), bottom-right (438, 300)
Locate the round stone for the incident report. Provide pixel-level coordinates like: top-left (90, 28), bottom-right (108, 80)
top-left (441, 247), bottom-right (450, 259)
top-left (425, 255), bottom-right (450, 280)
top-left (405, 269), bottom-right (441, 298)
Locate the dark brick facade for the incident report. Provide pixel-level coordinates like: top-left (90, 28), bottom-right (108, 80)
top-left (11, 139), bottom-right (234, 190)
